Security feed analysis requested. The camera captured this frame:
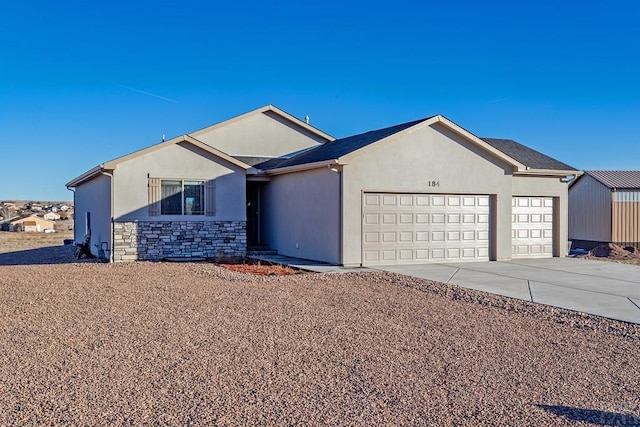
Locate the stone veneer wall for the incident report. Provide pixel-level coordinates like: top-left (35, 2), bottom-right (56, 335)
top-left (113, 221), bottom-right (246, 262)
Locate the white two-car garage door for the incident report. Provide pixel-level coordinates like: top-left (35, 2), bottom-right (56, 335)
top-left (512, 197), bottom-right (554, 258)
top-left (362, 193), bottom-right (490, 265)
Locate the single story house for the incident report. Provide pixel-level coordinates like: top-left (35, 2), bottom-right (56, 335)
top-left (9, 215), bottom-right (55, 232)
top-left (67, 105), bottom-right (580, 265)
top-left (569, 170), bottom-right (640, 249)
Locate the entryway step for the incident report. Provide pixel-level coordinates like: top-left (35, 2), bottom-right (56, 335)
top-left (246, 246), bottom-right (277, 256)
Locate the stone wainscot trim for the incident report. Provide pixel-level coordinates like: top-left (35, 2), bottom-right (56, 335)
top-left (113, 220), bottom-right (246, 262)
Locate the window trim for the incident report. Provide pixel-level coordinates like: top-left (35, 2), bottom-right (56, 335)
top-left (148, 177), bottom-right (215, 217)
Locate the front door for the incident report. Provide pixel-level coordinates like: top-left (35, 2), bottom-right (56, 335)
top-left (246, 182), bottom-right (262, 247)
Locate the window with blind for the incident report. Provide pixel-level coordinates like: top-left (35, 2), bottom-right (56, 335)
top-left (148, 178), bottom-right (215, 216)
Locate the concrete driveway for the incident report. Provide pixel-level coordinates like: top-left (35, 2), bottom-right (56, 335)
top-left (374, 258), bottom-right (640, 324)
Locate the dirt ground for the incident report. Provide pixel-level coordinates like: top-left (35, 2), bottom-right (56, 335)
top-left (0, 224), bottom-right (73, 252)
top-left (580, 243), bottom-right (640, 266)
top-left (0, 234), bottom-right (639, 425)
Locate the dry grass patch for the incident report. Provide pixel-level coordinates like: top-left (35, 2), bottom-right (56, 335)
top-left (0, 229), bottom-right (74, 253)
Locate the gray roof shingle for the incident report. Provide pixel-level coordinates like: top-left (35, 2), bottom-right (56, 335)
top-left (258, 118), bottom-right (430, 170)
top-left (254, 116), bottom-right (577, 173)
top-left (584, 170), bottom-right (640, 189)
top-left (481, 138), bottom-right (577, 171)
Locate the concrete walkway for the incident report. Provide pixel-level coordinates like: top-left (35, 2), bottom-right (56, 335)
top-left (250, 253), bottom-right (640, 324)
top-left (375, 258), bottom-right (640, 324)
top-left (248, 253), bottom-right (367, 273)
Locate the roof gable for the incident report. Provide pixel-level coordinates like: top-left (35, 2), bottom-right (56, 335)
top-left (190, 105), bottom-right (334, 156)
top-left (66, 135), bottom-right (252, 188)
top-left (67, 105), bottom-right (332, 188)
top-left (261, 114), bottom-right (575, 175)
top-left (191, 104), bottom-right (334, 141)
top-left (584, 170), bottom-right (640, 189)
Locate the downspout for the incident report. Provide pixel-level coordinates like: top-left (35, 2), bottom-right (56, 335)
top-left (100, 171), bottom-right (115, 263)
top-left (338, 166), bottom-right (343, 266)
top-left (66, 186), bottom-right (76, 243)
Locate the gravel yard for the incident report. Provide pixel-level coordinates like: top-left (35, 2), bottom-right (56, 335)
top-left (0, 235), bottom-right (639, 425)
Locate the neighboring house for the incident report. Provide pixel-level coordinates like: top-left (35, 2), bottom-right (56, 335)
top-left (569, 170), bottom-right (640, 249)
top-left (10, 215), bottom-right (55, 232)
top-left (67, 105), bottom-right (579, 265)
top-left (43, 212), bottom-right (61, 221)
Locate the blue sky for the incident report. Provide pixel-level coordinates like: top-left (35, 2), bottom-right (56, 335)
top-left (1, 0), bottom-right (638, 201)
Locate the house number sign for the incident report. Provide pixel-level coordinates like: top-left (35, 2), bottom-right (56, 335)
top-left (428, 180), bottom-right (440, 187)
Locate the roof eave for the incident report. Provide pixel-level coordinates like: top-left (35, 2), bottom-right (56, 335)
top-left (513, 169), bottom-right (583, 178)
top-left (65, 165), bottom-right (108, 188)
top-left (264, 159), bottom-right (342, 176)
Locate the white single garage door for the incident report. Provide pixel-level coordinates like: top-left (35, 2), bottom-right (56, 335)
top-left (362, 193), bottom-right (490, 265)
top-left (512, 197), bottom-right (553, 258)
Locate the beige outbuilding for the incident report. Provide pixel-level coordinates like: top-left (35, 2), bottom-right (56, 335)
top-left (569, 170), bottom-right (640, 249)
top-left (67, 106), bottom-right (579, 264)
top-left (9, 215), bottom-right (55, 232)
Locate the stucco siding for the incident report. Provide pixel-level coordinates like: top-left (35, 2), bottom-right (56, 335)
top-left (341, 123), bottom-right (516, 265)
top-left (568, 176), bottom-right (611, 242)
top-left (74, 173), bottom-right (112, 259)
top-left (113, 142), bottom-right (246, 222)
top-left (191, 111), bottom-right (326, 157)
top-left (262, 167), bottom-right (340, 264)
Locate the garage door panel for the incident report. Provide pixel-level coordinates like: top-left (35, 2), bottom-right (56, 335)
top-left (416, 196), bottom-right (430, 206)
top-left (461, 248), bottom-right (476, 258)
top-left (382, 250), bottom-right (396, 261)
top-left (399, 195), bottom-right (414, 206)
top-left (364, 213), bottom-right (379, 224)
top-left (432, 231), bottom-right (445, 241)
top-left (364, 232), bottom-right (379, 243)
top-left (432, 214), bottom-right (445, 224)
top-left (431, 248), bottom-right (446, 260)
top-left (382, 232), bottom-right (396, 242)
top-left (399, 213), bottom-right (413, 224)
top-left (383, 195), bottom-right (397, 205)
top-left (447, 248), bottom-right (461, 259)
top-left (382, 213), bottom-right (397, 224)
top-left (415, 232), bottom-right (429, 241)
top-left (462, 230), bottom-right (475, 240)
top-left (462, 196), bottom-right (476, 206)
top-left (512, 196), bottom-right (553, 258)
top-left (432, 196), bottom-right (446, 206)
top-left (399, 231), bottom-right (413, 242)
top-left (416, 214), bottom-right (429, 224)
top-left (447, 196), bottom-right (461, 206)
top-left (363, 193), bottom-right (490, 265)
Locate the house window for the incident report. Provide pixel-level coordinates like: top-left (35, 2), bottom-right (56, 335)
top-left (160, 180), bottom-right (204, 215)
top-left (149, 178), bottom-right (215, 217)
